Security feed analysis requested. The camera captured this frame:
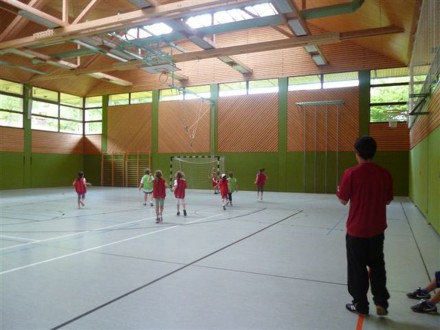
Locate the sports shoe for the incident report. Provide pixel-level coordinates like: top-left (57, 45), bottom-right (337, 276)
top-left (376, 305), bottom-right (388, 316)
top-left (143, 203), bottom-right (146, 206)
top-left (183, 209), bottom-right (187, 216)
top-left (223, 205), bottom-right (226, 210)
top-left (160, 215), bottom-right (163, 223)
top-left (155, 217), bottom-right (160, 224)
top-left (345, 303), bottom-right (369, 316)
top-left (407, 287), bottom-right (431, 300)
top-left (411, 300), bottom-right (437, 313)
top-left (177, 211), bottom-right (180, 216)
top-left (150, 202), bottom-right (154, 207)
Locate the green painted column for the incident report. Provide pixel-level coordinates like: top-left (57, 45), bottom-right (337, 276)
top-left (278, 77), bottom-right (288, 192)
top-left (358, 70), bottom-right (370, 136)
top-left (101, 95), bottom-right (108, 152)
top-left (151, 90), bottom-right (160, 166)
top-left (210, 84), bottom-right (219, 155)
top-left (23, 84), bottom-right (32, 188)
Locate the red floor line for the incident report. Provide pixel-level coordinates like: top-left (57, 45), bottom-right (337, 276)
top-left (356, 315), bottom-right (365, 330)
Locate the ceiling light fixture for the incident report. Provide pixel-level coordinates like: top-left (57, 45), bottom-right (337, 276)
top-left (312, 54), bottom-right (327, 65)
top-left (287, 18), bottom-right (307, 36)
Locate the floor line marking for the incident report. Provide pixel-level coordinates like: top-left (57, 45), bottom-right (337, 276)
top-left (0, 217), bottom-right (152, 252)
top-left (0, 235), bottom-right (39, 242)
top-left (356, 315), bottom-right (364, 330)
top-left (0, 213), bottom-right (223, 275)
top-left (50, 210), bottom-right (303, 330)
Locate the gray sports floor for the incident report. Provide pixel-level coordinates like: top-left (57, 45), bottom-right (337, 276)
top-left (1, 187), bottom-right (439, 330)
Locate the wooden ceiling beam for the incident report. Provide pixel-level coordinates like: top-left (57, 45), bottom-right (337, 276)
top-left (28, 25), bottom-right (403, 84)
top-left (0, 0), bottom-right (258, 50)
top-left (0, 0), bottom-right (67, 28)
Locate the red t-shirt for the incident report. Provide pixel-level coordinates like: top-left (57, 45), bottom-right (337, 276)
top-left (337, 162), bottom-right (393, 237)
top-left (256, 172), bottom-right (267, 186)
top-left (74, 178), bottom-right (87, 194)
top-left (218, 178), bottom-right (229, 198)
top-left (174, 178), bottom-right (187, 199)
top-left (153, 177), bottom-right (166, 199)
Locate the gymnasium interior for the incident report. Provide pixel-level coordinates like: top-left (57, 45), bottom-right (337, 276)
top-left (0, 0), bottom-right (439, 329)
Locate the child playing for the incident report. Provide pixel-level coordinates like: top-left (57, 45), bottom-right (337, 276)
top-left (73, 171), bottom-right (91, 209)
top-left (210, 169), bottom-right (219, 194)
top-left (218, 173), bottom-right (229, 210)
top-left (173, 170), bottom-right (187, 216)
top-left (255, 168), bottom-right (268, 201)
top-left (227, 171), bottom-right (238, 206)
top-left (153, 170), bottom-right (167, 223)
top-left (138, 168), bottom-right (154, 206)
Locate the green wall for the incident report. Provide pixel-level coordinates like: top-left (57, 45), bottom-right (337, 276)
top-left (409, 125), bottom-right (440, 234)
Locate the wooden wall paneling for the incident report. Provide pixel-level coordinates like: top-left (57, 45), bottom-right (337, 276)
top-left (288, 88), bottom-right (359, 151)
top-left (0, 127), bottom-right (24, 152)
top-left (370, 123), bottom-right (410, 151)
top-left (32, 131), bottom-right (83, 154)
top-left (158, 99), bottom-right (210, 153)
top-left (107, 103), bottom-right (152, 153)
top-left (218, 93), bottom-right (278, 152)
top-left (84, 135), bottom-right (102, 154)
top-left (410, 89), bottom-right (440, 148)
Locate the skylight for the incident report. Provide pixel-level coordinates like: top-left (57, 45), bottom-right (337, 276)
top-left (186, 2), bottom-right (277, 29)
top-left (124, 22), bottom-right (173, 40)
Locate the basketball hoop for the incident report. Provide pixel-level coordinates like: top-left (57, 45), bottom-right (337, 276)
top-left (159, 70), bottom-right (169, 85)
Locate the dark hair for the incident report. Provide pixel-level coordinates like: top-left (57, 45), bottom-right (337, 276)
top-left (354, 136), bottom-right (377, 160)
top-left (77, 171), bottom-right (84, 179)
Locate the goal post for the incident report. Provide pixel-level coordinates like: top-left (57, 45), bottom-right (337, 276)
top-left (170, 155), bottom-right (225, 190)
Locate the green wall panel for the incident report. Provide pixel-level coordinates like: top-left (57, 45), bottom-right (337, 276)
top-left (0, 152), bottom-right (25, 189)
top-left (409, 140), bottom-right (429, 213)
top-left (30, 153), bottom-right (84, 187)
top-left (375, 152), bottom-right (409, 196)
top-left (84, 154), bottom-right (102, 187)
top-left (427, 126), bottom-right (440, 233)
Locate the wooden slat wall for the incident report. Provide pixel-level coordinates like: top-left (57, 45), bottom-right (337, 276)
top-left (288, 88), bottom-right (359, 151)
top-left (410, 88), bottom-right (440, 148)
top-left (84, 135), bottom-right (101, 155)
top-left (107, 103), bottom-right (152, 153)
top-left (370, 123), bottom-right (410, 151)
top-left (218, 93), bottom-right (278, 152)
top-left (0, 127), bottom-right (24, 152)
top-left (159, 99), bottom-right (210, 153)
top-left (32, 131), bottom-right (83, 154)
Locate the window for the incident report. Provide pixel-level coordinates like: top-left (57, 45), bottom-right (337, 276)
top-left (248, 79), bottom-right (278, 94)
top-left (0, 79), bottom-right (24, 128)
top-left (323, 72), bottom-right (358, 89)
top-left (219, 81), bottom-right (247, 97)
top-left (185, 85), bottom-right (211, 100)
top-left (160, 88), bottom-right (184, 101)
top-left (370, 68), bottom-right (409, 123)
top-left (109, 93), bottom-right (129, 106)
top-left (131, 91), bottom-right (153, 104)
top-left (288, 75), bottom-right (321, 91)
top-left (31, 87), bottom-right (84, 133)
top-left (85, 96), bottom-right (102, 134)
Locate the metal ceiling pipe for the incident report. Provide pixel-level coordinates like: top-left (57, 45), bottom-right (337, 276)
top-left (301, 0), bottom-right (365, 20)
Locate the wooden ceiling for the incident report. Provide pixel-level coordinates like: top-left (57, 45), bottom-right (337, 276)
top-left (0, 0), bottom-right (421, 96)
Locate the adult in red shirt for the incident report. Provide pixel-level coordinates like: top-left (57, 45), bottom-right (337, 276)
top-left (337, 136), bottom-right (393, 316)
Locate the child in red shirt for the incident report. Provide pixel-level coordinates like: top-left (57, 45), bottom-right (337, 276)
top-left (153, 170), bottom-right (168, 223)
top-left (72, 171), bottom-right (91, 209)
top-left (218, 174), bottom-right (229, 210)
top-left (173, 171), bottom-right (187, 217)
top-left (255, 168), bottom-right (268, 200)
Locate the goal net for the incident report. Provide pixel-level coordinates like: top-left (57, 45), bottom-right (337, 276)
top-left (170, 155), bottom-right (225, 190)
